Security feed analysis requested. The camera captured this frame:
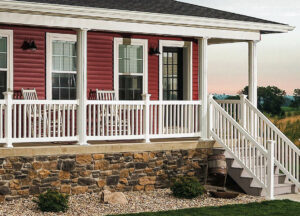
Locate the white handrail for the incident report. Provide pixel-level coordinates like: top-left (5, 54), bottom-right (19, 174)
top-left (244, 98), bottom-right (300, 188)
top-left (209, 98), bottom-right (269, 190)
top-left (215, 95), bottom-right (300, 189)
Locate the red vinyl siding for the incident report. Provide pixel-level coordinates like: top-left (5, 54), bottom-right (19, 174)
top-left (1, 25), bottom-right (75, 99)
top-left (0, 25), bottom-right (199, 100)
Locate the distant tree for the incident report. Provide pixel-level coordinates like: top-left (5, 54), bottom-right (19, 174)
top-left (241, 86), bottom-right (286, 116)
top-left (291, 89), bottom-right (300, 108)
top-left (226, 95), bottom-right (240, 100)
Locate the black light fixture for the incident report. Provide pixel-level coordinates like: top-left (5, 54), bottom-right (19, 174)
top-left (149, 47), bottom-right (161, 56)
top-left (21, 40), bottom-right (37, 51)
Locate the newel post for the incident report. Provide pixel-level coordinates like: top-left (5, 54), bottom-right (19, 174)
top-left (240, 94), bottom-right (247, 129)
top-left (3, 91), bottom-right (13, 148)
top-left (143, 94), bottom-right (151, 143)
top-left (208, 94), bottom-right (214, 139)
top-left (267, 140), bottom-right (275, 200)
top-left (77, 28), bottom-right (89, 146)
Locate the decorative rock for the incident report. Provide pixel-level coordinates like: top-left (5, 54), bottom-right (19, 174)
top-left (138, 176), bottom-right (156, 186)
top-left (78, 178), bottom-right (95, 186)
top-left (101, 190), bottom-right (128, 205)
top-left (71, 186), bottom-right (88, 194)
top-left (61, 160), bottom-right (75, 172)
top-left (95, 160), bottom-right (110, 170)
top-left (106, 176), bottom-right (119, 186)
top-left (97, 180), bottom-right (106, 188)
top-left (59, 171), bottom-right (71, 180)
top-left (119, 169), bottom-right (129, 178)
top-left (93, 154), bottom-right (105, 160)
top-left (32, 162), bottom-right (42, 170)
top-left (145, 185), bottom-right (155, 191)
top-left (76, 155), bottom-right (93, 165)
top-left (60, 184), bottom-right (71, 194)
top-left (29, 186), bottom-right (40, 195)
top-left (38, 169), bottom-right (51, 179)
top-left (9, 180), bottom-right (21, 190)
top-left (0, 186), bottom-right (10, 195)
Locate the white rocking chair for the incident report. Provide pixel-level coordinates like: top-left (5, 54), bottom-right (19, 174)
top-left (21, 88), bottom-right (62, 137)
top-left (96, 89), bottom-right (130, 135)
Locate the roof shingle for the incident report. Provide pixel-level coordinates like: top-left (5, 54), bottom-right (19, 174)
top-left (14, 0), bottom-right (284, 25)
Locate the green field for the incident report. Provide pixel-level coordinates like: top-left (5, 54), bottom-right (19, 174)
top-left (113, 200), bottom-right (300, 216)
top-left (271, 107), bottom-right (300, 147)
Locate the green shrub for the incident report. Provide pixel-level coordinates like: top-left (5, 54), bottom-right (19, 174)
top-left (33, 190), bottom-right (69, 213)
top-left (170, 176), bottom-right (205, 199)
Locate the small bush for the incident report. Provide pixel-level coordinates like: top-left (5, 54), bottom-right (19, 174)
top-left (170, 176), bottom-right (205, 199)
top-left (33, 190), bottom-right (69, 213)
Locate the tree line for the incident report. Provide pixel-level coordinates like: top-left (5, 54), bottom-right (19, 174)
top-left (240, 86), bottom-right (300, 116)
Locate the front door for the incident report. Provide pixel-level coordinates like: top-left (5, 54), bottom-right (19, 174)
top-left (163, 47), bottom-right (183, 100)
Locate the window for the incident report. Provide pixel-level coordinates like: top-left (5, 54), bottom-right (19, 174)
top-left (0, 30), bottom-right (13, 99)
top-left (0, 35), bottom-right (8, 99)
top-left (114, 38), bottom-right (148, 100)
top-left (47, 33), bottom-right (77, 100)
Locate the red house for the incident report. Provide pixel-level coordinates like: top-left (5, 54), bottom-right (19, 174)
top-left (0, 0), bottom-right (298, 199)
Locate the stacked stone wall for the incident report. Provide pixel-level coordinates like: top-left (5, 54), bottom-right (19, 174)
top-left (0, 148), bottom-right (211, 202)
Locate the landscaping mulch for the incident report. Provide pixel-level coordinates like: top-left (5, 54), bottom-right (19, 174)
top-left (0, 189), bottom-right (265, 216)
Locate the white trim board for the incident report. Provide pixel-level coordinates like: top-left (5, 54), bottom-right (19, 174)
top-left (113, 38), bottom-right (149, 100)
top-left (46, 33), bottom-right (77, 100)
top-left (0, 0), bottom-right (294, 33)
top-left (0, 29), bottom-right (13, 92)
top-left (159, 40), bottom-right (193, 101)
top-left (0, 12), bottom-right (261, 41)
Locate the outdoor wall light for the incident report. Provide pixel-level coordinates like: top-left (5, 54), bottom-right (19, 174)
top-left (21, 40), bottom-right (37, 51)
top-left (149, 47), bottom-right (161, 56)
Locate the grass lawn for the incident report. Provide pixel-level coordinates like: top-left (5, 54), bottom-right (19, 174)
top-left (112, 200), bottom-right (300, 216)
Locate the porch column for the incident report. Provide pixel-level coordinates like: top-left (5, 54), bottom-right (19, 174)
top-left (248, 41), bottom-right (258, 107)
top-left (198, 37), bottom-right (209, 140)
top-left (77, 28), bottom-right (89, 146)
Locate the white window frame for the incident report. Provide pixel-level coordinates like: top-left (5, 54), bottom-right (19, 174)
top-left (46, 33), bottom-right (77, 100)
top-left (0, 29), bottom-right (13, 93)
top-left (114, 38), bottom-right (148, 100)
top-left (159, 40), bottom-right (193, 101)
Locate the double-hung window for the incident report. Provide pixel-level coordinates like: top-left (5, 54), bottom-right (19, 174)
top-left (114, 38), bottom-right (148, 100)
top-left (0, 30), bottom-right (13, 99)
top-left (47, 33), bottom-right (77, 100)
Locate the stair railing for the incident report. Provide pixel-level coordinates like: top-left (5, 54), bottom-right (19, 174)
top-left (209, 96), bottom-right (275, 197)
top-left (243, 97), bottom-right (300, 189)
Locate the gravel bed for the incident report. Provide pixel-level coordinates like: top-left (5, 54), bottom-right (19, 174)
top-left (0, 189), bottom-right (265, 216)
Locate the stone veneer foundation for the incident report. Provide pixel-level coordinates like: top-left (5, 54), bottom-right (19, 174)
top-left (0, 140), bottom-right (215, 202)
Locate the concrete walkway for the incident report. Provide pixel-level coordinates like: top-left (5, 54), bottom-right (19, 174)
top-left (275, 194), bottom-right (300, 202)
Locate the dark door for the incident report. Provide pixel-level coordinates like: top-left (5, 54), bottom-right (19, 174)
top-left (163, 47), bottom-right (183, 100)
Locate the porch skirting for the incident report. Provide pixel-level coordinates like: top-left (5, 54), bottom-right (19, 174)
top-left (0, 140), bottom-right (216, 202)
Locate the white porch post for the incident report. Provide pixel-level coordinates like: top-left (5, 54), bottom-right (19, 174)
top-left (248, 41), bottom-right (258, 107)
top-left (77, 28), bottom-right (89, 146)
top-left (198, 37), bottom-right (209, 140)
top-left (4, 91), bottom-right (13, 148)
top-left (143, 93), bottom-right (151, 143)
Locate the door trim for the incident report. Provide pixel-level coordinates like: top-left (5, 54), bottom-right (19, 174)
top-left (159, 40), bottom-right (193, 101)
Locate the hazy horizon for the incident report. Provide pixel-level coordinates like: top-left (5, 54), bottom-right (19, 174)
top-left (179, 0), bottom-right (300, 95)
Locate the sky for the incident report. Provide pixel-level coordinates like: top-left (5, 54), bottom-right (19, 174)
top-left (179, 0), bottom-right (300, 95)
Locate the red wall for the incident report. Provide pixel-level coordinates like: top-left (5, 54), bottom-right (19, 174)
top-left (0, 25), bottom-right (199, 100)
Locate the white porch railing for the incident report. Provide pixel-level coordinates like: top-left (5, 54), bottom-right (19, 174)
top-left (86, 99), bottom-right (202, 141)
top-left (11, 100), bottom-right (78, 143)
top-left (0, 93), bottom-right (202, 146)
top-left (216, 95), bottom-right (300, 189)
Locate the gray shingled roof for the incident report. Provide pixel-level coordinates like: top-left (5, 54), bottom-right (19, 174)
top-left (15, 0), bottom-right (284, 25)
